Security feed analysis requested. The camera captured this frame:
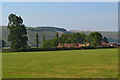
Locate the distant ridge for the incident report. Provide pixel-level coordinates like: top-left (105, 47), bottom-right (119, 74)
top-left (0, 26), bottom-right (119, 47)
top-left (1, 26), bottom-right (66, 47)
top-left (27, 26), bottom-right (67, 32)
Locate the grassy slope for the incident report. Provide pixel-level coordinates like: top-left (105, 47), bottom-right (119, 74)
top-left (2, 49), bottom-right (118, 78)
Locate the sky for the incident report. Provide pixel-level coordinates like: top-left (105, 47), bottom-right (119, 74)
top-left (2, 2), bottom-right (118, 31)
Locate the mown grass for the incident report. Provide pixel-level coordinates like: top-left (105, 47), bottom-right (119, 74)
top-left (2, 48), bottom-right (118, 78)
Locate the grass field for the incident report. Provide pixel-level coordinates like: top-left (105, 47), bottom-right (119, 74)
top-left (2, 49), bottom-right (118, 78)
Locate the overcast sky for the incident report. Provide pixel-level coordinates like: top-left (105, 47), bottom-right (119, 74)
top-left (2, 2), bottom-right (118, 31)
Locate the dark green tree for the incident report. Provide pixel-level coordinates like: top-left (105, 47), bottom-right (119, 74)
top-left (86, 32), bottom-right (102, 47)
top-left (56, 32), bottom-right (59, 38)
top-left (36, 32), bottom-right (39, 48)
top-left (102, 37), bottom-right (109, 43)
top-left (2, 40), bottom-right (6, 48)
top-left (42, 33), bottom-right (87, 48)
top-left (42, 35), bottom-right (45, 42)
top-left (70, 33), bottom-right (86, 44)
top-left (0, 39), bottom-right (6, 48)
top-left (7, 13), bottom-right (28, 49)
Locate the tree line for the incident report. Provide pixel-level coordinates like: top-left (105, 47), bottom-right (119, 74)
top-left (6, 13), bottom-right (108, 50)
top-left (42, 32), bottom-right (108, 48)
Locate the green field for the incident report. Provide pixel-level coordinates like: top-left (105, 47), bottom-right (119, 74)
top-left (2, 49), bottom-right (118, 78)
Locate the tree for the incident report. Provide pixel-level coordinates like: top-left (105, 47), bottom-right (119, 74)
top-left (42, 33), bottom-right (87, 48)
top-left (2, 40), bottom-right (6, 48)
top-left (0, 39), bottom-right (6, 48)
top-left (102, 37), bottom-right (109, 43)
top-left (86, 32), bottom-right (102, 47)
top-left (42, 35), bottom-right (45, 42)
top-left (36, 32), bottom-right (39, 48)
top-left (56, 32), bottom-right (59, 38)
top-left (7, 13), bottom-right (28, 49)
top-left (70, 33), bottom-right (86, 44)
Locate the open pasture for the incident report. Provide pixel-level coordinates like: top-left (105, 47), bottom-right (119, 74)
top-left (2, 49), bottom-right (118, 78)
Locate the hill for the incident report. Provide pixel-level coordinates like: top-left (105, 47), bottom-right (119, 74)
top-left (1, 26), bottom-right (65, 47)
top-left (27, 26), bottom-right (67, 32)
top-left (0, 26), bottom-right (119, 47)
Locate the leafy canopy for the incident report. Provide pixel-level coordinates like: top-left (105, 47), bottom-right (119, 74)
top-left (7, 14), bottom-right (28, 49)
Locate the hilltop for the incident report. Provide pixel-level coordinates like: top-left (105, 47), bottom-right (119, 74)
top-left (27, 26), bottom-right (67, 32)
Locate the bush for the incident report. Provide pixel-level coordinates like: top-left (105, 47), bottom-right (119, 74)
top-left (2, 46), bottom-right (116, 53)
top-left (98, 45), bottom-right (115, 48)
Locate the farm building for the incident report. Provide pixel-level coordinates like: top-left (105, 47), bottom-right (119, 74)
top-left (101, 41), bottom-right (120, 47)
top-left (101, 41), bottom-right (114, 46)
top-left (57, 41), bottom-right (119, 48)
top-left (57, 43), bottom-right (90, 48)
